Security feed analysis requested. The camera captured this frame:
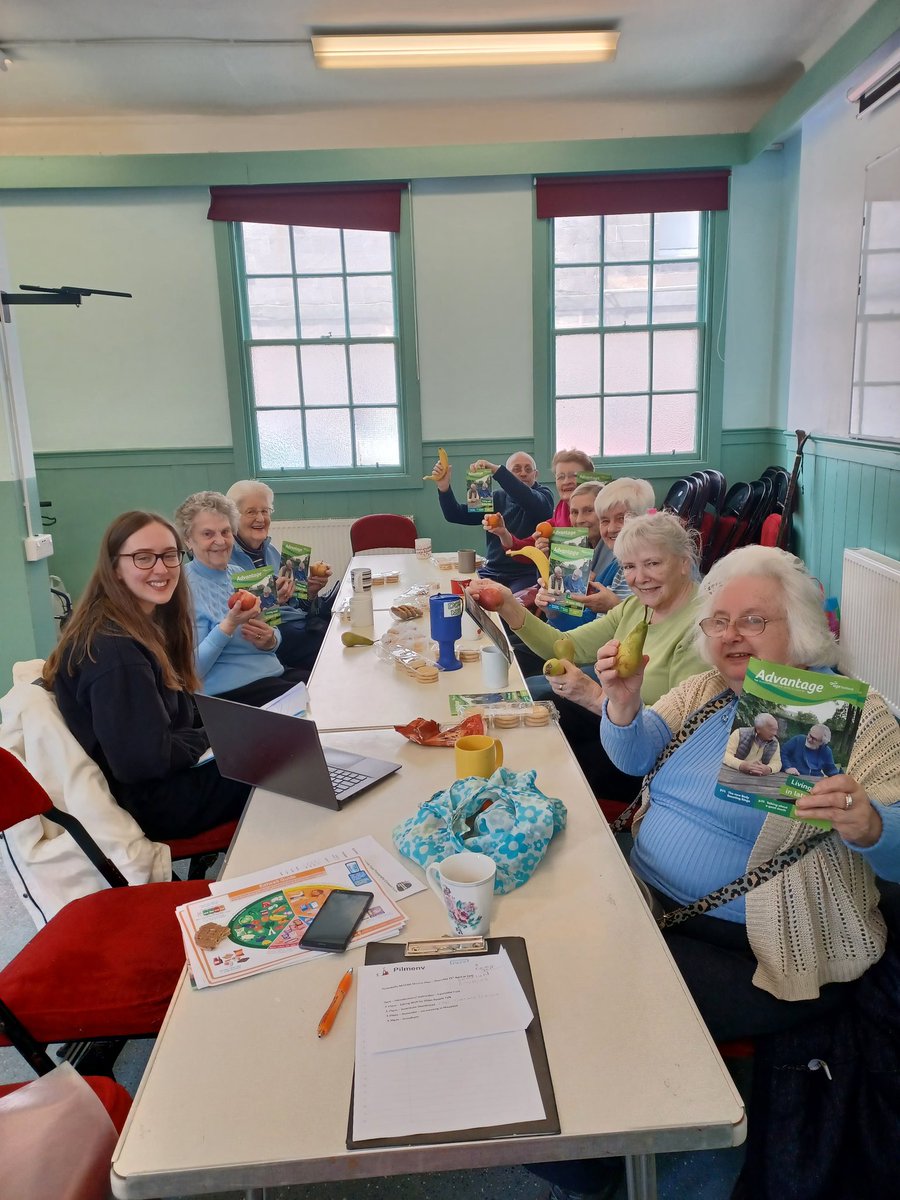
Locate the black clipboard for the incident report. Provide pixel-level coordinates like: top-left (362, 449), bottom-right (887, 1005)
top-left (346, 936), bottom-right (559, 1149)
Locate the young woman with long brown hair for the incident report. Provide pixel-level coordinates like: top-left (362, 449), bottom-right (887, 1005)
top-left (43, 510), bottom-right (249, 840)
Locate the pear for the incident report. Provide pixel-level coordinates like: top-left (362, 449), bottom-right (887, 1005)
top-left (615, 607), bottom-right (651, 678)
top-left (553, 635), bottom-right (576, 662)
top-left (543, 658), bottom-right (567, 676)
top-left (341, 631), bottom-right (374, 647)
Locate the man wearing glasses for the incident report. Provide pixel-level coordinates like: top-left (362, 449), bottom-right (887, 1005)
top-left (781, 724), bottom-right (840, 778)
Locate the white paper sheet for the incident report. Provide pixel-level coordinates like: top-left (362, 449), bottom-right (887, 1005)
top-left (352, 951), bottom-right (544, 1142)
top-left (210, 835), bottom-right (425, 900)
top-left (361, 947), bottom-right (533, 1053)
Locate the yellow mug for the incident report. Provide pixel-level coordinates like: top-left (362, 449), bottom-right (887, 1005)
top-left (455, 734), bottom-right (503, 779)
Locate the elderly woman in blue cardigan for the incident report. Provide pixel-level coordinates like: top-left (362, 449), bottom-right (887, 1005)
top-left (175, 491), bottom-right (309, 705)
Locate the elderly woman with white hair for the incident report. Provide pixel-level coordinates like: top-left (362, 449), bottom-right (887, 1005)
top-left (468, 510), bottom-right (706, 806)
top-left (175, 491), bottom-right (310, 704)
top-left (596, 544), bottom-right (900, 1043)
top-left (226, 479), bottom-right (336, 671)
top-left (586, 475), bottom-right (657, 610)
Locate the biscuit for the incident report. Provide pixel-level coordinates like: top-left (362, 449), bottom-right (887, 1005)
top-left (493, 712), bottom-right (521, 728)
top-left (524, 706), bottom-right (551, 726)
top-left (391, 604), bottom-right (423, 621)
top-left (195, 922), bottom-right (230, 950)
top-left (414, 664), bottom-right (439, 683)
top-left (457, 648), bottom-right (480, 662)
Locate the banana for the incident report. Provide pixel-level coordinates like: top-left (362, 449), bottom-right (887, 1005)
top-left (507, 545), bottom-right (551, 588)
top-left (424, 447), bottom-right (450, 482)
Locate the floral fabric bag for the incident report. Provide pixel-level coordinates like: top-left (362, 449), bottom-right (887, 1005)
top-left (392, 767), bottom-right (567, 893)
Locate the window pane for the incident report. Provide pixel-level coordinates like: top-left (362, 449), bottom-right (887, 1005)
top-left (605, 214), bottom-right (650, 263)
top-left (258, 409), bottom-right (305, 470)
top-left (300, 344), bottom-right (349, 406)
top-left (603, 265), bottom-right (649, 327)
top-left (247, 277), bottom-right (297, 339)
top-left (355, 407), bottom-right (401, 466)
top-left (653, 329), bottom-right (698, 391)
top-left (861, 252), bottom-right (900, 315)
top-left (306, 408), bottom-right (353, 467)
top-left (555, 267), bottom-right (600, 329)
top-left (651, 393), bottom-right (697, 453)
top-left (555, 216), bottom-right (600, 264)
top-left (604, 331), bottom-right (649, 393)
top-left (297, 276), bottom-right (345, 339)
top-left (604, 395), bottom-right (649, 456)
top-left (347, 274), bottom-right (395, 337)
top-left (344, 228), bottom-right (392, 272)
top-left (861, 319), bottom-right (900, 381)
top-left (556, 333), bottom-right (600, 395)
top-left (349, 343), bottom-right (397, 405)
top-left (556, 397), bottom-right (600, 455)
top-left (652, 263), bottom-right (699, 324)
top-left (243, 223), bottom-right (292, 274)
top-left (654, 211), bottom-right (700, 259)
top-left (851, 383), bottom-right (900, 440)
top-left (293, 226), bottom-right (343, 273)
top-left (250, 346), bottom-right (299, 407)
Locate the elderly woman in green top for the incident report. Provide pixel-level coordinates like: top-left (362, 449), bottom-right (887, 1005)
top-left (468, 511), bottom-right (706, 809)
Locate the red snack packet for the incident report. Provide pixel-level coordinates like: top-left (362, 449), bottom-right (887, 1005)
top-left (394, 714), bottom-right (485, 747)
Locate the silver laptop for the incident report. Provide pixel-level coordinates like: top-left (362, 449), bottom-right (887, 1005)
top-left (194, 694), bottom-right (401, 810)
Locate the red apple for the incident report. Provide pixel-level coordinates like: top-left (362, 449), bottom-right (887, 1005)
top-left (309, 561), bottom-right (329, 578)
top-left (228, 589), bottom-right (256, 611)
top-left (474, 584), bottom-right (505, 611)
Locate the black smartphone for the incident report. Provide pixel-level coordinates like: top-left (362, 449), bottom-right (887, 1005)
top-left (301, 889), bottom-right (374, 952)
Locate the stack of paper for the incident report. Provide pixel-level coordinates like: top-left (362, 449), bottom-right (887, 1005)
top-left (176, 852), bottom-right (407, 989)
top-left (352, 948), bottom-right (544, 1142)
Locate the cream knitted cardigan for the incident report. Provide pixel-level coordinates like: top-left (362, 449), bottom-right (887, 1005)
top-left (644, 670), bottom-right (900, 1002)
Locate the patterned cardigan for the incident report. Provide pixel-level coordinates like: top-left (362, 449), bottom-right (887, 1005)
top-left (643, 670), bottom-right (900, 1001)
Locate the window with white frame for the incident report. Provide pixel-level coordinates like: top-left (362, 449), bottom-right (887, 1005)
top-left (551, 210), bottom-right (709, 458)
top-left (236, 220), bottom-right (403, 472)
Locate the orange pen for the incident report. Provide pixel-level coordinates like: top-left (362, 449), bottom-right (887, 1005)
top-left (317, 967), bottom-right (354, 1038)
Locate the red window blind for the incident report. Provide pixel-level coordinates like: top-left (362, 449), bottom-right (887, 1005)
top-left (207, 182), bottom-right (407, 232)
top-left (535, 170), bottom-right (730, 218)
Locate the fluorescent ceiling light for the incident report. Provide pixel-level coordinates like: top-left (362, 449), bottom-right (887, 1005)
top-left (311, 30), bottom-right (620, 70)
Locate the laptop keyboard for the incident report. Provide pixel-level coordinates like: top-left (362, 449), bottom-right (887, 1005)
top-left (329, 766), bottom-right (369, 795)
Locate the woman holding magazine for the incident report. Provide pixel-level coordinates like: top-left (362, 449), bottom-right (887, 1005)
top-left (528, 544), bottom-right (900, 1200)
top-left (597, 544), bottom-right (900, 1038)
top-left (44, 510), bottom-right (250, 840)
top-left (175, 491), bottom-right (309, 704)
top-left (226, 479), bottom-right (336, 671)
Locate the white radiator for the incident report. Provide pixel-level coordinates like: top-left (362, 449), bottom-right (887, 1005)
top-left (269, 518), bottom-right (354, 577)
top-left (840, 548), bottom-right (900, 716)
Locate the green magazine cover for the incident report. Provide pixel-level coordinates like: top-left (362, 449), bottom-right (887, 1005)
top-left (576, 470), bottom-right (613, 484)
top-left (715, 657), bottom-right (869, 827)
top-left (550, 526), bottom-right (589, 547)
top-left (280, 540), bottom-right (311, 602)
top-left (231, 566), bottom-right (281, 628)
top-left (546, 541), bottom-right (592, 618)
top-left (466, 467), bottom-right (494, 513)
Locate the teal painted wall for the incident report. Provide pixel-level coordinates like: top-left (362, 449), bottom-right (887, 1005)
top-left (37, 431), bottom-right (796, 601)
top-left (0, 478), bottom-right (56, 679)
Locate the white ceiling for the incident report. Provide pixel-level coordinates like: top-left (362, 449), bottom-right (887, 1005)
top-left (0, 0), bottom-right (878, 121)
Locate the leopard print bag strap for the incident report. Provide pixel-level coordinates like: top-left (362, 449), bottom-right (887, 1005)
top-left (657, 829), bottom-right (832, 929)
top-left (608, 689), bottom-right (734, 834)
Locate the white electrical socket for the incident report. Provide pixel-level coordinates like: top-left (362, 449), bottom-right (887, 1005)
top-left (24, 533), bottom-right (54, 561)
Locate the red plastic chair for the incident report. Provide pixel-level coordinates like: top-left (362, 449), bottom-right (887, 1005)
top-left (0, 748), bottom-right (208, 1076)
top-left (350, 513), bottom-right (417, 554)
top-left (0, 1074), bottom-right (132, 1133)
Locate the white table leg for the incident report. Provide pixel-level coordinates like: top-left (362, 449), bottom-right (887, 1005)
top-left (626, 1152), bottom-right (657, 1200)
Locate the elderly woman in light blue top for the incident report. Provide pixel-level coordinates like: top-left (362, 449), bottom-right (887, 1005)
top-left (176, 491), bottom-right (309, 705)
top-left (226, 480), bottom-right (336, 673)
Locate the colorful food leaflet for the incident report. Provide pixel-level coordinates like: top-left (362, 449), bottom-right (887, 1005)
top-left (176, 855), bottom-right (407, 989)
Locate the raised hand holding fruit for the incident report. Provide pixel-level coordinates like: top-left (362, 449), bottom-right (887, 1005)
top-left (228, 589), bottom-right (256, 611)
top-left (534, 521), bottom-right (553, 540)
top-left (615, 606), bottom-right (651, 678)
top-left (309, 561), bottom-right (329, 578)
top-left (424, 447), bottom-right (450, 482)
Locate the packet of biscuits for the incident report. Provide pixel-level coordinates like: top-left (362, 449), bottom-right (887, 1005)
top-left (394, 713), bottom-right (485, 747)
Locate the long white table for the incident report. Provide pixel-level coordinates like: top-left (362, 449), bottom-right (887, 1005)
top-left (111, 724), bottom-right (745, 1200)
top-left (332, 552), bottom-right (480, 611)
top-left (307, 606), bottom-right (523, 731)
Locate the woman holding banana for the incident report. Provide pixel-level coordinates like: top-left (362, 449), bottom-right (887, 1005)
top-left (468, 511), bottom-right (705, 808)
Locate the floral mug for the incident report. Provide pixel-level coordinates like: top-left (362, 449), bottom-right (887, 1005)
top-left (425, 851), bottom-right (496, 936)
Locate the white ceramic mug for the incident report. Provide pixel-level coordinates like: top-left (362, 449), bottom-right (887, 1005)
top-left (415, 537), bottom-right (433, 559)
top-left (425, 851), bottom-right (496, 936)
top-left (481, 644), bottom-right (510, 690)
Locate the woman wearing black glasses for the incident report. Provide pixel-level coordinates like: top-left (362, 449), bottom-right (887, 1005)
top-left (43, 510), bottom-right (250, 840)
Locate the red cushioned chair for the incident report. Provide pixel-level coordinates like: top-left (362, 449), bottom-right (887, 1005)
top-left (164, 818), bottom-right (238, 880)
top-left (350, 513), bottom-right (417, 554)
top-left (0, 748), bottom-right (208, 1076)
